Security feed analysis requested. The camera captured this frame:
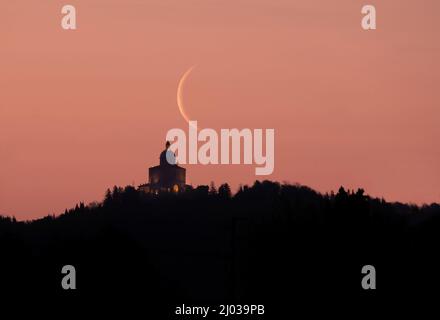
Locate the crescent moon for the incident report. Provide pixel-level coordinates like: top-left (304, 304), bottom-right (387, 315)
top-left (177, 65), bottom-right (196, 125)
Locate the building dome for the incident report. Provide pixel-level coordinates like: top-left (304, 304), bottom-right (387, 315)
top-left (160, 141), bottom-right (176, 166)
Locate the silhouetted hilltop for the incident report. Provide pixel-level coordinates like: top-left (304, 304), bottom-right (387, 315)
top-left (1, 180), bottom-right (439, 315)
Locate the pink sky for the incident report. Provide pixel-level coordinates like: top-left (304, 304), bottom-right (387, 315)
top-left (1, 1), bottom-right (439, 219)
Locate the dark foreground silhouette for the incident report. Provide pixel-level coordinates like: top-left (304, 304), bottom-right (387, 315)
top-left (1, 181), bottom-right (439, 316)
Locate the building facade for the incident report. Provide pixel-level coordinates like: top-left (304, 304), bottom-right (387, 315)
top-left (139, 141), bottom-right (187, 193)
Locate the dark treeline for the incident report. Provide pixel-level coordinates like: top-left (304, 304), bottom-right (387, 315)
top-left (1, 181), bottom-right (439, 315)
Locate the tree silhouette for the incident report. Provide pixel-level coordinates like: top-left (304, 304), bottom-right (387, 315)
top-left (218, 183), bottom-right (232, 199)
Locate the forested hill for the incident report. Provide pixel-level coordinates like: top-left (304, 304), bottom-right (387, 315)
top-left (0, 180), bottom-right (439, 314)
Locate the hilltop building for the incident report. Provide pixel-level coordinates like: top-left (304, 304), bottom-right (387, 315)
top-left (138, 141), bottom-right (187, 193)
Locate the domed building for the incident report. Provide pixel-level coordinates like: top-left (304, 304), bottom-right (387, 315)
top-left (138, 141), bottom-right (187, 193)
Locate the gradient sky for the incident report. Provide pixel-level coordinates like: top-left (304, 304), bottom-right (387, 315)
top-left (1, 1), bottom-right (439, 219)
